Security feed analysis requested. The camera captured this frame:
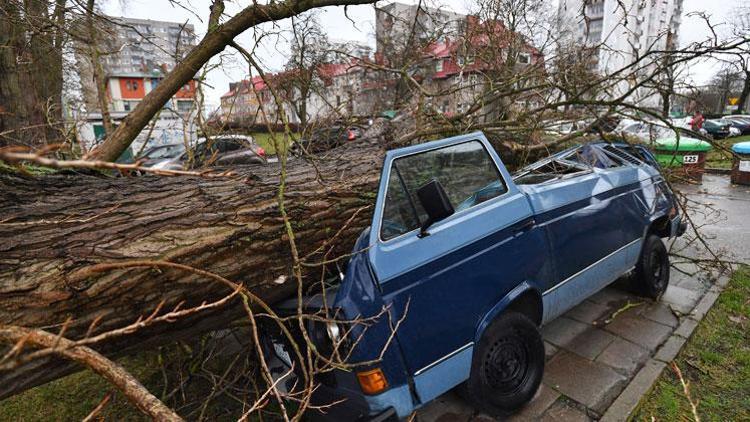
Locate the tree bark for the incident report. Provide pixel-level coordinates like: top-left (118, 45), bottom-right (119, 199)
top-left (0, 137), bottom-right (387, 398)
top-left (0, 1), bottom-right (64, 148)
top-left (90, 0), bottom-right (377, 162)
top-left (737, 70), bottom-right (750, 114)
top-left (86, 0), bottom-right (114, 138)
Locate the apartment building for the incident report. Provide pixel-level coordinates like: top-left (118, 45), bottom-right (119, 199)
top-left (375, 2), bottom-right (464, 53)
top-left (218, 2), bottom-right (545, 126)
top-left (218, 62), bottom-right (369, 126)
top-left (557, 0), bottom-right (683, 106)
top-left (74, 17), bottom-right (199, 152)
top-left (420, 16), bottom-right (544, 119)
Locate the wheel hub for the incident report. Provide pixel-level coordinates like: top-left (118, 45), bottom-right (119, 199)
top-left (483, 336), bottom-right (528, 392)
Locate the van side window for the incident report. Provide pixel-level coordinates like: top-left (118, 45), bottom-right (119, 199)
top-left (380, 140), bottom-right (507, 241)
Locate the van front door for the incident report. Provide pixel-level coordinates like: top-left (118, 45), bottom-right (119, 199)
top-left (367, 133), bottom-right (550, 404)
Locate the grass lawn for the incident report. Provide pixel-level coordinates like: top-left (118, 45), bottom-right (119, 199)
top-left (249, 131), bottom-right (295, 156)
top-left (0, 350), bottom-right (163, 421)
top-left (0, 338), bottom-right (264, 421)
top-left (705, 134), bottom-right (750, 169)
top-left (634, 266), bottom-right (750, 421)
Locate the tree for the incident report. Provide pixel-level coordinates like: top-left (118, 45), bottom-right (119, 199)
top-left (87, 0), bottom-right (377, 163)
top-left (0, 0), bottom-right (66, 147)
top-left (281, 13), bottom-right (331, 127)
top-left (0, 132), bottom-right (386, 399)
top-left (729, 4), bottom-right (750, 113)
top-left (1, 1), bottom-right (749, 418)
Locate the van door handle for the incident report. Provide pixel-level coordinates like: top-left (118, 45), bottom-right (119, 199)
top-left (514, 218), bottom-right (535, 234)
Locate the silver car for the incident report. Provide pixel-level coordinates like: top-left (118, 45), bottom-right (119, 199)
top-left (153, 135), bottom-right (266, 170)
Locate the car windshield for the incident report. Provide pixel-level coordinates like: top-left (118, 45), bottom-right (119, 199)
top-left (144, 144), bottom-right (184, 159)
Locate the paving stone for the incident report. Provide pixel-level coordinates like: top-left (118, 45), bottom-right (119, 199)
top-left (674, 275), bottom-right (708, 292)
top-left (564, 300), bottom-right (610, 324)
top-left (507, 384), bottom-right (560, 421)
top-left (673, 317), bottom-right (700, 339)
top-left (689, 289), bottom-right (720, 321)
top-left (542, 317), bottom-right (589, 347)
top-left (545, 341), bottom-right (559, 361)
top-left (418, 391), bottom-right (473, 422)
top-left (600, 359), bottom-right (666, 422)
top-left (640, 302), bottom-right (679, 328)
top-left (588, 287), bottom-right (635, 306)
top-left (544, 351), bottom-right (627, 413)
top-left (653, 335), bottom-right (687, 363)
top-left (661, 285), bottom-right (702, 314)
top-left (603, 316), bottom-right (672, 351)
top-left (715, 275), bottom-right (731, 288)
top-left (541, 400), bottom-right (592, 422)
top-left (435, 413), bottom-right (472, 422)
top-left (563, 327), bottom-right (617, 360)
top-left (596, 338), bottom-right (649, 376)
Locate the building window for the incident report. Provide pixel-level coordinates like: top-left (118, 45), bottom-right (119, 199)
top-left (518, 53), bottom-right (531, 64)
top-left (436, 59), bottom-right (444, 72)
top-left (125, 80), bottom-right (139, 91)
top-left (177, 100), bottom-right (193, 112)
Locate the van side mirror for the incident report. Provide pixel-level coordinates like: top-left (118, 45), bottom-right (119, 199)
top-left (416, 178), bottom-right (454, 237)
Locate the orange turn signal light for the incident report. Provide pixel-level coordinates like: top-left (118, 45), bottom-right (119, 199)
top-left (357, 368), bottom-right (388, 395)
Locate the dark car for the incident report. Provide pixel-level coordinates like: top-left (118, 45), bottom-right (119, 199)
top-left (152, 135), bottom-right (266, 170)
top-left (136, 143), bottom-right (186, 167)
top-left (725, 116), bottom-right (750, 135)
top-left (293, 126), bottom-right (363, 154)
top-left (702, 119), bottom-right (731, 139)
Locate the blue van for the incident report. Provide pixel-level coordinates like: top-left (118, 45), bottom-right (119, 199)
top-left (261, 132), bottom-right (685, 421)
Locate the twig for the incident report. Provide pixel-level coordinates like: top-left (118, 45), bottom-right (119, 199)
top-left (672, 362), bottom-right (701, 422)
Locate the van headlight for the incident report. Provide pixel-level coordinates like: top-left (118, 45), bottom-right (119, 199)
top-left (326, 321), bottom-right (342, 343)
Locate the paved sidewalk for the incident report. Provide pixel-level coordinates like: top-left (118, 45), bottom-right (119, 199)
top-left (418, 175), bottom-right (750, 421)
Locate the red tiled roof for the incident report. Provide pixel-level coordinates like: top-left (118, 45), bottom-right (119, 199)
top-left (220, 76), bottom-right (267, 98)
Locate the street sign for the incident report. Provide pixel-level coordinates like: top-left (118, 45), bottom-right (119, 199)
top-left (729, 97), bottom-right (739, 106)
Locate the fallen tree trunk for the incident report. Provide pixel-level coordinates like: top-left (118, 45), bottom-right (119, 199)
top-left (0, 136), bottom-right (386, 398)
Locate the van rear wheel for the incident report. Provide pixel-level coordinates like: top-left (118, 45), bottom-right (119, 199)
top-left (633, 234), bottom-right (670, 300)
top-left (466, 312), bottom-right (544, 416)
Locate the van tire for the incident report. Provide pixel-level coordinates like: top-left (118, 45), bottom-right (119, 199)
top-left (633, 235), bottom-right (670, 300)
top-left (466, 312), bottom-right (544, 416)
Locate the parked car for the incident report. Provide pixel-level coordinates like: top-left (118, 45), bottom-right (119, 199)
top-left (702, 119), bottom-right (731, 139)
top-left (260, 132), bottom-right (685, 421)
top-left (724, 116), bottom-right (750, 135)
top-left (152, 135), bottom-right (266, 170)
top-left (292, 125), bottom-right (363, 154)
top-left (620, 121), bottom-right (707, 141)
top-left (136, 143), bottom-right (185, 167)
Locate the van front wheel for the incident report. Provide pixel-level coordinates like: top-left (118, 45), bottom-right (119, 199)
top-left (466, 312), bottom-right (544, 416)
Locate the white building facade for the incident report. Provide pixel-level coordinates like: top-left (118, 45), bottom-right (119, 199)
top-left (558, 0), bottom-right (683, 108)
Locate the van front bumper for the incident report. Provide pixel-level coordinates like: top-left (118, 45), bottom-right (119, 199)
top-left (304, 381), bottom-right (399, 422)
top-left (671, 215), bottom-right (687, 237)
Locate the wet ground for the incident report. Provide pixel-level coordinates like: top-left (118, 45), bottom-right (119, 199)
top-left (418, 174), bottom-right (750, 421)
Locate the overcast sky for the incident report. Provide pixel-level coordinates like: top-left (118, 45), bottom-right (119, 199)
top-left (101, 0), bottom-right (741, 110)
